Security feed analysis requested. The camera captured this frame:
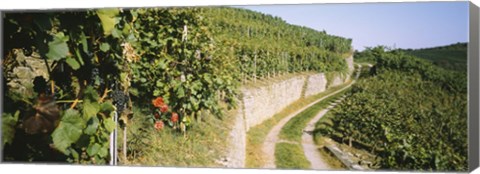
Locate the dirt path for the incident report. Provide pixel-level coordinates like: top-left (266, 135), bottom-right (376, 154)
top-left (302, 64), bottom-right (364, 169)
top-left (261, 65), bottom-right (363, 169)
top-left (301, 97), bottom-right (345, 170)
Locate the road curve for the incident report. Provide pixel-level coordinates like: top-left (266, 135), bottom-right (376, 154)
top-left (261, 64), bottom-right (363, 169)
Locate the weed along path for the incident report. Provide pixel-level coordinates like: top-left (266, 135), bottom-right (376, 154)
top-left (261, 65), bottom-right (363, 169)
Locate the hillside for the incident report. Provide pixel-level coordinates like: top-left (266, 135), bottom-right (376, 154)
top-left (354, 43), bottom-right (467, 71)
top-left (402, 43), bottom-right (467, 71)
top-left (317, 48), bottom-right (468, 171)
top-left (201, 7), bottom-right (353, 77)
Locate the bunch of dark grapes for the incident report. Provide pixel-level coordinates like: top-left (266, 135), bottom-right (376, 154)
top-left (90, 68), bottom-right (104, 87)
top-left (111, 90), bottom-right (129, 114)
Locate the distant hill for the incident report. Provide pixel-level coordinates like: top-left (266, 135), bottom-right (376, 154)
top-left (401, 43), bottom-right (467, 71)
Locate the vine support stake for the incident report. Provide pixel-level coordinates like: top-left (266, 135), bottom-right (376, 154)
top-left (110, 111), bottom-right (118, 165)
top-left (123, 126), bottom-right (127, 160)
top-left (254, 50), bottom-right (257, 84)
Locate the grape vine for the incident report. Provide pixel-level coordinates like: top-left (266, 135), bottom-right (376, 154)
top-left (2, 7), bottom-right (355, 164)
top-left (317, 48), bottom-right (467, 171)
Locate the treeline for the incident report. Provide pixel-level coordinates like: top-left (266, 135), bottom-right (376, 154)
top-left (402, 43), bottom-right (467, 71)
top-left (355, 43), bottom-right (467, 71)
top-left (317, 47), bottom-right (467, 171)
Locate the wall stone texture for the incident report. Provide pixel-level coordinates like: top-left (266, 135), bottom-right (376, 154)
top-left (304, 73), bottom-right (327, 97)
top-left (242, 76), bottom-right (305, 131)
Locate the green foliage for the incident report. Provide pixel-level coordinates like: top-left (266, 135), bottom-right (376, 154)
top-left (3, 7), bottom-right (354, 164)
top-left (354, 46), bottom-right (387, 63)
top-left (402, 43), bottom-right (467, 71)
top-left (52, 88), bottom-right (116, 164)
top-left (2, 111), bottom-right (20, 146)
top-left (319, 49), bottom-right (467, 171)
top-left (122, 106), bottom-right (234, 167)
top-left (129, 8), bottom-right (237, 119)
top-left (52, 109), bottom-right (84, 153)
top-left (279, 91), bottom-right (346, 142)
top-left (46, 32), bottom-right (70, 61)
top-left (3, 9), bottom-right (133, 163)
top-left (275, 143), bottom-right (310, 169)
top-left (96, 9), bottom-right (120, 35)
top-left (201, 7), bottom-right (352, 79)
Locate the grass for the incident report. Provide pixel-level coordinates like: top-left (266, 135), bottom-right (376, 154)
top-left (272, 66), bottom-right (363, 169)
top-left (119, 103), bottom-right (236, 167)
top-left (313, 113), bottom-right (347, 167)
top-left (245, 82), bottom-right (352, 168)
top-left (278, 90), bottom-right (347, 142)
top-left (275, 143), bottom-right (310, 169)
top-left (273, 85), bottom-right (350, 169)
top-left (312, 109), bottom-right (352, 170)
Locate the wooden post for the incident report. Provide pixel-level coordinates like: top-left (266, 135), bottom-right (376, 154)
top-left (267, 51), bottom-right (270, 78)
top-left (110, 111), bottom-right (118, 165)
top-left (253, 53), bottom-right (256, 83)
top-left (123, 127), bottom-right (127, 160)
top-left (285, 52), bottom-right (289, 74)
top-left (283, 52), bottom-right (285, 74)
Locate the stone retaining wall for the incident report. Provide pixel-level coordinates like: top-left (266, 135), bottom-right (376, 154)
top-left (304, 73), bottom-right (327, 97)
top-left (242, 76), bottom-right (305, 131)
top-left (225, 55), bottom-right (354, 168)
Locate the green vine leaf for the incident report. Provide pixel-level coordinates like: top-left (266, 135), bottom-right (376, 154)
top-left (103, 117), bottom-right (116, 133)
top-left (46, 32), bottom-right (70, 60)
top-left (100, 102), bottom-right (115, 113)
top-left (176, 86), bottom-right (185, 98)
top-left (2, 111), bottom-right (19, 146)
top-left (70, 148), bottom-right (79, 160)
top-left (87, 143), bottom-right (102, 156)
top-left (52, 109), bottom-right (84, 154)
top-left (111, 28), bottom-right (122, 38)
top-left (96, 9), bottom-right (120, 36)
top-left (100, 43), bottom-right (111, 52)
top-left (65, 57), bottom-right (81, 70)
top-left (83, 100), bottom-right (100, 120)
top-left (84, 116), bottom-right (100, 135)
top-left (83, 86), bottom-right (100, 120)
top-left (80, 32), bottom-right (89, 53)
top-left (97, 143), bottom-right (109, 158)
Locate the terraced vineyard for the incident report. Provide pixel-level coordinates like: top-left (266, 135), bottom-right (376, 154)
top-left (2, 7), bottom-right (352, 166)
top-left (315, 47), bottom-right (468, 171)
top-left (1, 6), bottom-right (468, 172)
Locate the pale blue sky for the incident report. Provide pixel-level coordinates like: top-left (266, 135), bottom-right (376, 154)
top-left (235, 2), bottom-right (469, 51)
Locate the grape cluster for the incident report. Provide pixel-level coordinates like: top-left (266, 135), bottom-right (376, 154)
top-left (90, 68), bottom-right (104, 86)
top-left (111, 90), bottom-right (129, 114)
